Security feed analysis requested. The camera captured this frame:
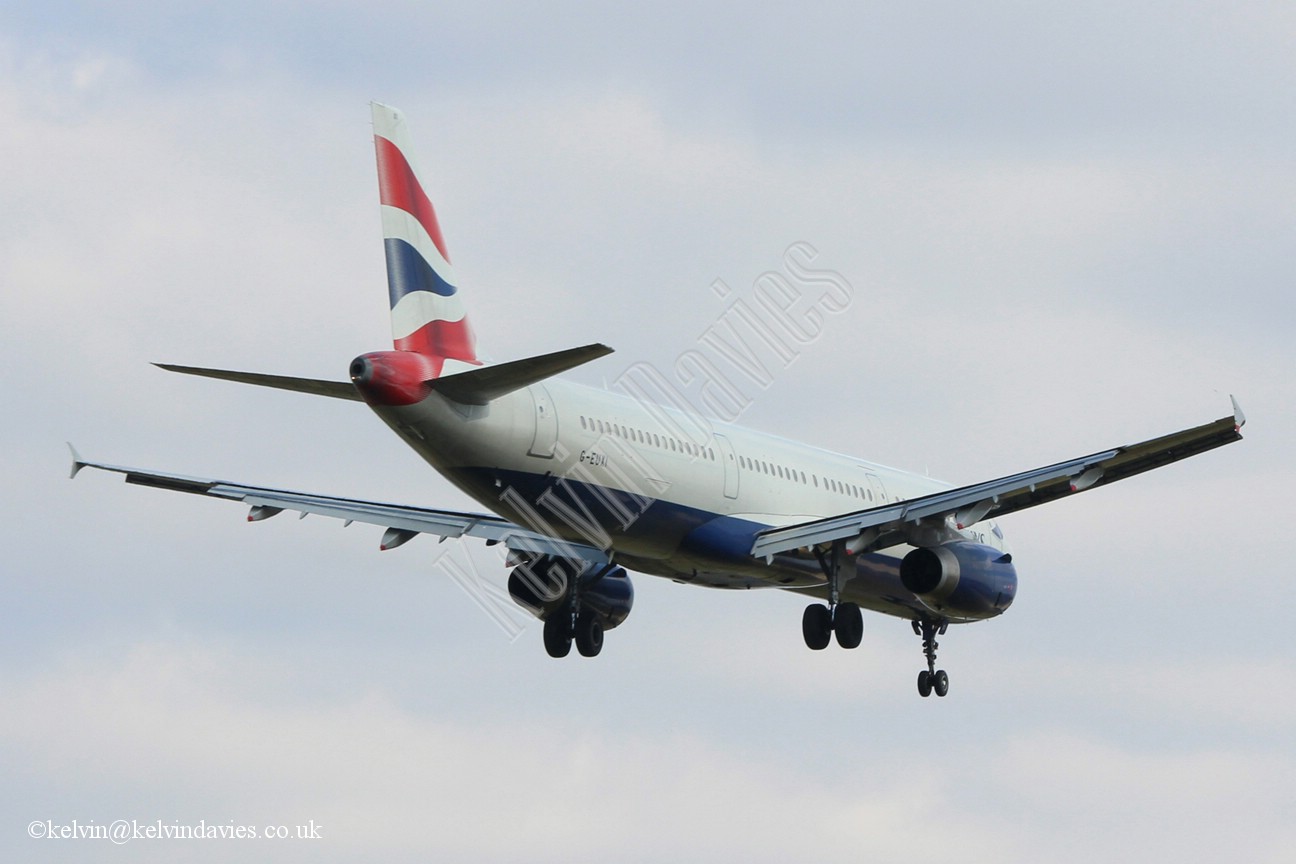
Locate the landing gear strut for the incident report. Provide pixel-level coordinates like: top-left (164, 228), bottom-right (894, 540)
top-left (802, 540), bottom-right (864, 651)
top-left (913, 618), bottom-right (949, 697)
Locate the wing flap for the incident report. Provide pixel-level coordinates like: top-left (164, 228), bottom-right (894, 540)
top-left (72, 456), bottom-right (608, 564)
top-left (752, 400), bottom-right (1245, 559)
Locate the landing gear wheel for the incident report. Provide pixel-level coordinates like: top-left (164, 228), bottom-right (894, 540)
top-left (802, 603), bottom-right (832, 650)
top-left (543, 614), bottom-right (572, 658)
top-left (833, 602), bottom-right (864, 649)
top-left (575, 611), bottom-right (604, 657)
top-left (914, 618), bottom-right (950, 698)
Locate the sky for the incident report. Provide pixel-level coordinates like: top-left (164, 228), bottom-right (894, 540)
top-left (3, 1), bottom-right (1294, 861)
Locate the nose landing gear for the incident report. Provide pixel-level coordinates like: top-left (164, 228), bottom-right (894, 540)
top-left (913, 618), bottom-right (950, 697)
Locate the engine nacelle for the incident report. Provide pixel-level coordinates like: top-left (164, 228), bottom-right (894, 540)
top-left (899, 541), bottom-right (1017, 620)
top-left (507, 556), bottom-right (634, 629)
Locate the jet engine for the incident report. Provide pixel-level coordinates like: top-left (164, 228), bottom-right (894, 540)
top-left (507, 555), bottom-right (634, 629)
top-left (899, 541), bottom-right (1017, 619)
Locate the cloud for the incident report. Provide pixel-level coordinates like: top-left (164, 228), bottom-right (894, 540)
top-left (2, 4), bottom-right (1294, 863)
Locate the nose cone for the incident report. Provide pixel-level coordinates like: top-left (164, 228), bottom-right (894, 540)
top-left (349, 351), bottom-right (438, 406)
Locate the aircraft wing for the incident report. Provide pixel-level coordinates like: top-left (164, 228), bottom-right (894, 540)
top-left (751, 398), bottom-right (1246, 560)
top-left (69, 451), bottom-right (608, 564)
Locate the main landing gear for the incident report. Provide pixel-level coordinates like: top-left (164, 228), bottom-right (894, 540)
top-left (543, 604), bottom-right (604, 658)
top-left (515, 559), bottom-right (632, 660)
top-left (913, 618), bottom-right (950, 697)
top-left (801, 601), bottom-right (864, 650)
top-left (802, 539), bottom-right (864, 651)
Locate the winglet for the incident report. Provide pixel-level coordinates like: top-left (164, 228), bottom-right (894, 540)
top-left (1230, 395), bottom-right (1246, 431)
top-left (67, 442), bottom-right (87, 479)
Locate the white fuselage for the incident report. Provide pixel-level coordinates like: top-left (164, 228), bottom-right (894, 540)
top-left (368, 375), bottom-right (1009, 622)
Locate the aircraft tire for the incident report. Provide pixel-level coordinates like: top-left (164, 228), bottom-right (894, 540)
top-left (933, 669), bottom-right (949, 697)
top-left (575, 611), bottom-right (604, 657)
top-left (543, 614), bottom-right (572, 658)
top-left (917, 670), bottom-right (933, 697)
top-left (802, 603), bottom-right (832, 650)
top-left (833, 603), bottom-right (864, 649)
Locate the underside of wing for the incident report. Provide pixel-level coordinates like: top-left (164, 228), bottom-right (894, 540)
top-left (69, 451), bottom-right (607, 564)
top-left (752, 398), bottom-right (1246, 559)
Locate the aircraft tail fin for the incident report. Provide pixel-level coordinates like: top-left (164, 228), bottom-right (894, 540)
top-left (371, 102), bottom-right (478, 373)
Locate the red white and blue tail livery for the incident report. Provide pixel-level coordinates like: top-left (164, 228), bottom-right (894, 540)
top-left (71, 102), bottom-right (1246, 698)
top-left (373, 102), bottom-right (478, 371)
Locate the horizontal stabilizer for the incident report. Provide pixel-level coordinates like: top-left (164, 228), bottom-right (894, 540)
top-left (433, 343), bottom-right (613, 405)
top-left (155, 364), bottom-right (361, 401)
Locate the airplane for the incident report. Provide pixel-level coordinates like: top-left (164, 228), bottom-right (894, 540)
top-left (71, 102), bottom-right (1247, 698)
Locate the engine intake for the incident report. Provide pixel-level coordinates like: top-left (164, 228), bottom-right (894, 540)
top-left (900, 541), bottom-right (1017, 620)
